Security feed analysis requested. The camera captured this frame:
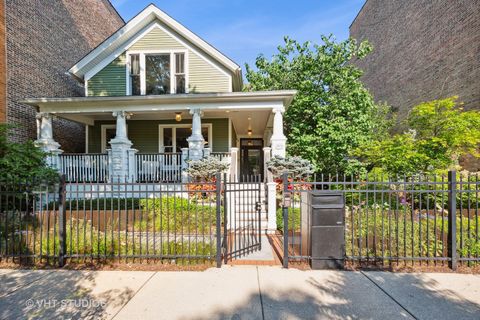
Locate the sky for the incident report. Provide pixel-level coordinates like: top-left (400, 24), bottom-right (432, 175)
top-left (111, 0), bottom-right (366, 69)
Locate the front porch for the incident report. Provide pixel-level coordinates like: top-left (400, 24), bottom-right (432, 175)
top-left (24, 91), bottom-right (294, 183)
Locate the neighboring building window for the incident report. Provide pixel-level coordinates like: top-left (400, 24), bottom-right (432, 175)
top-left (159, 124), bottom-right (211, 153)
top-left (129, 52), bottom-right (187, 95)
top-left (130, 54), bottom-right (141, 96)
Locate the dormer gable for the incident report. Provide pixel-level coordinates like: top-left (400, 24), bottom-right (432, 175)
top-left (69, 4), bottom-right (243, 96)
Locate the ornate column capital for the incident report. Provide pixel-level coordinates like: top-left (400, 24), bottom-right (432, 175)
top-left (36, 112), bottom-right (55, 120)
top-left (272, 106), bottom-right (285, 114)
top-left (112, 111), bottom-right (131, 119)
top-left (189, 108), bottom-right (204, 117)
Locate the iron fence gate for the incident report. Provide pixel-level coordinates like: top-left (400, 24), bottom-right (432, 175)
top-left (0, 174), bottom-right (263, 267)
top-left (222, 174), bottom-right (263, 262)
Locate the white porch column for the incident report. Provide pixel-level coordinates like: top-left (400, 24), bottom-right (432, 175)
top-left (229, 147), bottom-right (239, 181)
top-left (181, 147), bottom-right (189, 182)
top-left (108, 111), bottom-right (137, 182)
top-left (263, 146), bottom-right (277, 233)
top-left (263, 147), bottom-right (272, 182)
top-left (270, 106), bottom-right (287, 158)
top-left (266, 181), bottom-right (277, 233)
top-left (187, 108), bottom-right (205, 161)
top-left (35, 112), bottom-right (63, 168)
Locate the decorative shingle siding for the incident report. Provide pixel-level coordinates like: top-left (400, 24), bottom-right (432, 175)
top-left (88, 119), bottom-right (230, 153)
top-left (88, 21), bottom-right (232, 96)
top-left (350, 0), bottom-right (480, 119)
top-left (87, 54), bottom-right (126, 96)
top-left (4, 0), bottom-right (124, 152)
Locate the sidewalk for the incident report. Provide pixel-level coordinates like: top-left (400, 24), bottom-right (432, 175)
top-left (1, 266), bottom-right (479, 320)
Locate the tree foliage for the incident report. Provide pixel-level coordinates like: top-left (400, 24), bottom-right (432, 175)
top-left (354, 97), bottom-right (480, 176)
top-left (246, 36), bottom-right (389, 174)
top-left (0, 124), bottom-right (58, 182)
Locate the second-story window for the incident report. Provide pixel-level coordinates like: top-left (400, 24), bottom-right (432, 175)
top-left (130, 54), bottom-right (141, 96)
top-left (175, 53), bottom-right (185, 94)
top-left (129, 52), bottom-right (186, 95)
top-left (145, 54), bottom-right (170, 95)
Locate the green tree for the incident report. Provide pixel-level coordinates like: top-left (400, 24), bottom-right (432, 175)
top-left (245, 36), bottom-right (389, 173)
top-left (354, 97), bottom-right (480, 176)
top-left (408, 96), bottom-right (480, 163)
top-left (0, 124), bottom-right (58, 181)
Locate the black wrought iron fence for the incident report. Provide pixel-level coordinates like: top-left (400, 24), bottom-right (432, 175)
top-left (0, 175), bottom-right (224, 266)
top-left (281, 171), bottom-right (480, 269)
top-left (0, 179), bottom-right (59, 262)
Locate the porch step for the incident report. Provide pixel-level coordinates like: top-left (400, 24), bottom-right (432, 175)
top-left (230, 220), bottom-right (269, 230)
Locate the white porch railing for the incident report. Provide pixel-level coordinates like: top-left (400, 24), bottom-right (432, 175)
top-left (136, 153), bottom-right (182, 182)
top-left (56, 151), bottom-right (232, 183)
top-left (210, 152), bottom-right (231, 162)
top-left (59, 154), bottom-right (109, 182)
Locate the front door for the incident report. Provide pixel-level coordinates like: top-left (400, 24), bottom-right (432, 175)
top-left (240, 138), bottom-right (263, 181)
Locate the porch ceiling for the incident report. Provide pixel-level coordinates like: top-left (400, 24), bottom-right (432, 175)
top-left (58, 109), bottom-right (271, 138)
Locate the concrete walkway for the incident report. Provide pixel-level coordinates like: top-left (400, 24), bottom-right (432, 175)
top-left (1, 267), bottom-right (479, 320)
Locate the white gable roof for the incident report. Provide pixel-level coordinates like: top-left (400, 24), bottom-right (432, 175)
top-left (69, 4), bottom-right (242, 87)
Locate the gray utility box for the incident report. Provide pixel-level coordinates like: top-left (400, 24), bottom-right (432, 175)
top-left (304, 191), bottom-right (345, 269)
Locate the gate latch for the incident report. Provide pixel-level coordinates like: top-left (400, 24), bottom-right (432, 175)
top-left (255, 202), bottom-right (262, 211)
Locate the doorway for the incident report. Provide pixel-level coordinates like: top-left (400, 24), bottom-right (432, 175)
top-left (240, 138), bottom-right (263, 181)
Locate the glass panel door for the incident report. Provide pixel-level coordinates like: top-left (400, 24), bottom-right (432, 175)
top-left (162, 128), bottom-right (174, 153)
top-left (240, 138), bottom-right (263, 181)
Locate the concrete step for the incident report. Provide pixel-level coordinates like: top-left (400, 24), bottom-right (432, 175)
top-left (232, 198), bottom-right (266, 205)
top-left (229, 221), bottom-right (269, 229)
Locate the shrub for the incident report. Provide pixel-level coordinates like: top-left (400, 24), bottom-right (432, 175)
top-left (276, 206), bottom-right (301, 232)
top-left (0, 124), bottom-right (58, 182)
top-left (185, 156), bottom-right (229, 181)
top-left (267, 156), bottom-right (313, 180)
top-left (137, 197), bottom-right (223, 234)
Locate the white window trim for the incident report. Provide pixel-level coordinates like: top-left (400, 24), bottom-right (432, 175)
top-left (101, 124), bottom-right (129, 153)
top-left (158, 123), bottom-right (212, 153)
top-left (126, 49), bottom-right (189, 96)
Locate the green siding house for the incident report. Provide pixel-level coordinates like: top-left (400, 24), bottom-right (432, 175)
top-left (24, 4), bottom-right (295, 184)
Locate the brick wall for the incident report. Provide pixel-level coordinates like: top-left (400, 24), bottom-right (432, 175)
top-left (5, 0), bottom-right (124, 152)
top-left (0, 0), bottom-right (6, 123)
top-left (350, 0), bottom-right (480, 171)
top-left (350, 0), bottom-right (480, 121)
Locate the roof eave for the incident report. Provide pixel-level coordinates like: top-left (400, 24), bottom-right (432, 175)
top-left (21, 90), bottom-right (297, 110)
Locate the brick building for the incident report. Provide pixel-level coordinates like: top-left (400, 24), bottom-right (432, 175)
top-left (0, 0), bottom-right (124, 152)
top-left (350, 0), bottom-right (480, 120)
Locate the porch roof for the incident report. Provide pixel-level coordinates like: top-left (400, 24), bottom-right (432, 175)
top-left (22, 90), bottom-right (297, 114)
